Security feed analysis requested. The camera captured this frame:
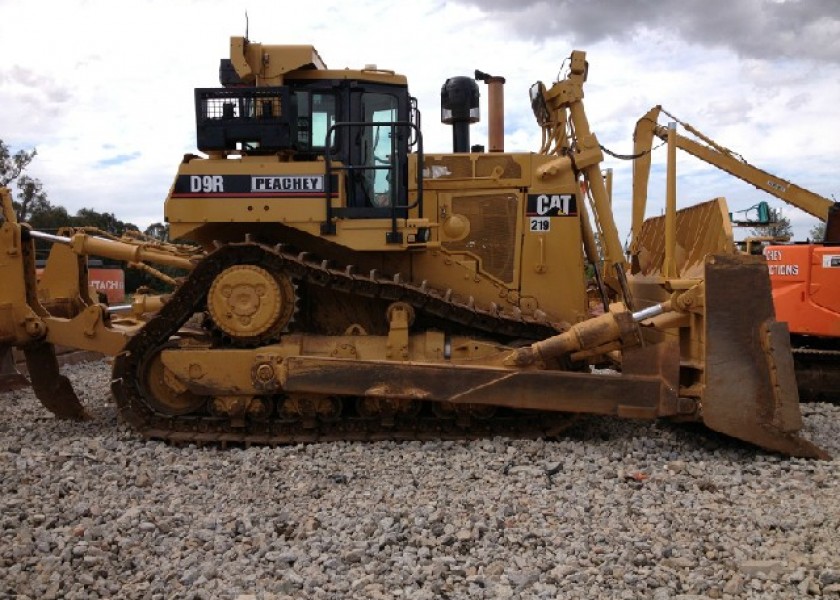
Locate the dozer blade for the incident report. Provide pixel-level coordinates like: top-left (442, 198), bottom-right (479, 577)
top-left (22, 341), bottom-right (89, 420)
top-left (702, 253), bottom-right (829, 459)
top-left (0, 345), bottom-right (29, 391)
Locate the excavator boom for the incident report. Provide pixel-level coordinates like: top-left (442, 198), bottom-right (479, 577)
top-left (633, 105), bottom-right (839, 235)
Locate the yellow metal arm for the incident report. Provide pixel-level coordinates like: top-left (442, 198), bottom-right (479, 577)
top-left (537, 51), bottom-right (627, 275)
top-left (28, 229), bottom-right (200, 271)
top-left (633, 105), bottom-right (836, 232)
top-left (0, 188), bottom-right (16, 222)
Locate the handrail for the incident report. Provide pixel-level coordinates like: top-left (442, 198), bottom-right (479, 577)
top-left (322, 121), bottom-right (423, 242)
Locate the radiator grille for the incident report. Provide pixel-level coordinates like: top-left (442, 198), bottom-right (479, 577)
top-left (443, 193), bottom-right (519, 283)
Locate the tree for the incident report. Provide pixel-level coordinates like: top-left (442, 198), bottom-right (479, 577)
top-left (14, 174), bottom-right (51, 222)
top-left (751, 208), bottom-right (793, 241)
top-left (809, 222), bottom-right (826, 243)
top-left (0, 140), bottom-right (37, 187)
top-left (0, 139), bottom-right (51, 222)
top-left (28, 204), bottom-right (71, 232)
top-left (0, 139), bottom-right (159, 292)
top-left (73, 207), bottom-right (138, 236)
top-left (144, 222), bottom-right (169, 242)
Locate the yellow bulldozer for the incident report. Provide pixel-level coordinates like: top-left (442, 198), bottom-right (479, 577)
top-left (0, 36), bottom-right (828, 458)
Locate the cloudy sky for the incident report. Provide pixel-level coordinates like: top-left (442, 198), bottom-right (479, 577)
top-left (1, 0), bottom-right (837, 241)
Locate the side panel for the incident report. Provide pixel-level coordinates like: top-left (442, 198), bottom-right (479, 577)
top-left (165, 160), bottom-right (337, 243)
top-left (428, 186), bottom-right (587, 325)
top-left (765, 244), bottom-right (840, 338)
top-left (421, 152), bottom-right (588, 324)
top-left (519, 191), bottom-right (587, 323)
top-left (89, 269), bottom-right (126, 304)
top-left (813, 247), bottom-right (840, 316)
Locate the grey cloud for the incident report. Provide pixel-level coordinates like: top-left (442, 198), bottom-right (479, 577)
top-left (10, 66), bottom-right (50, 88)
top-left (7, 66), bottom-right (71, 103)
top-left (453, 0), bottom-right (840, 63)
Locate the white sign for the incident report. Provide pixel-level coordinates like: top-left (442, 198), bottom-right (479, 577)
top-left (535, 194), bottom-right (571, 216)
top-left (823, 255), bottom-right (840, 268)
top-left (190, 175), bottom-right (224, 193)
top-left (251, 176), bottom-right (324, 192)
top-left (529, 217), bottom-right (550, 232)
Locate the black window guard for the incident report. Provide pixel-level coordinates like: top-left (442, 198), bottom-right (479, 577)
top-left (195, 87), bottom-right (293, 152)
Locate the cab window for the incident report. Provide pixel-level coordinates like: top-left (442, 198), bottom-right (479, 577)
top-left (296, 91), bottom-right (336, 151)
top-left (361, 93), bottom-right (399, 207)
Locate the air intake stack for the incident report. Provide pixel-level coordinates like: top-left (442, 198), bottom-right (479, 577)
top-left (441, 76), bottom-right (480, 153)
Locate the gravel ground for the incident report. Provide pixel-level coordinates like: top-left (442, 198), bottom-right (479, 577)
top-left (1, 358), bottom-right (839, 600)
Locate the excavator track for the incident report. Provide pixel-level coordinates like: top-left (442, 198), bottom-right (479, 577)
top-left (792, 346), bottom-right (840, 403)
top-left (111, 241), bottom-right (577, 445)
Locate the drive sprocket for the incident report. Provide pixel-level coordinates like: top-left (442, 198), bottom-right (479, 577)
top-left (206, 264), bottom-right (296, 346)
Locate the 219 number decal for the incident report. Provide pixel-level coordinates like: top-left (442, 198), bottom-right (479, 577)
top-left (529, 217), bottom-right (550, 232)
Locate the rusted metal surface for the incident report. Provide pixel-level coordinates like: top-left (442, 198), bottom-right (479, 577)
top-left (632, 197), bottom-right (735, 279)
top-left (283, 341), bottom-right (679, 419)
top-left (23, 341), bottom-right (89, 420)
top-left (282, 355), bottom-right (665, 416)
top-left (700, 254), bottom-right (829, 459)
top-left (0, 345), bottom-right (29, 391)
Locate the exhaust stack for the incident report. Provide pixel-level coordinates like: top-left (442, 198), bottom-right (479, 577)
top-left (475, 70), bottom-right (505, 152)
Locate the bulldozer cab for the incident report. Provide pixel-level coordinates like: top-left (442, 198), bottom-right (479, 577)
top-left (192, 75), bottom-right (419, 228)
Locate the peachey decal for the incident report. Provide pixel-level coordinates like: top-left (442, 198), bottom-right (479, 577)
top-left (172, 174), bottom-right (332, 197)
top-left (767, 263), bottom-right (800, 276)
top-left (252, 176), bottom-right (323, 192)
top-left (763, 248), bottom-right (800, 276)
top-left (526, 193), bottom-right (577, 217)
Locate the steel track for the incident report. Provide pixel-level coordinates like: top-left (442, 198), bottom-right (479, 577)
top-left (111, 241), bottom-right (578, 444)
top-left (792, 345), bottom-right (840, 403)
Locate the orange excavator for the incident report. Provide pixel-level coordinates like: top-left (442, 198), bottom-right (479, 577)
top-left (633, 106), bottom-right (840, 401)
